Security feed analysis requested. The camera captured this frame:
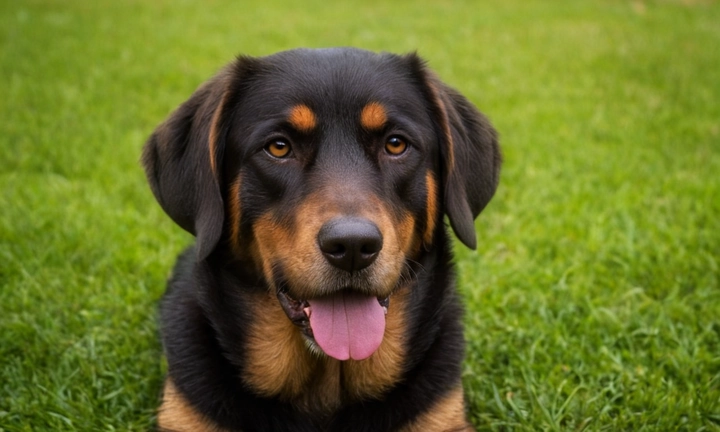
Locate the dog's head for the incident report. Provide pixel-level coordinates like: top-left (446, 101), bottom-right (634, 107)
top-left (143, 48), bottom-right (500, 361)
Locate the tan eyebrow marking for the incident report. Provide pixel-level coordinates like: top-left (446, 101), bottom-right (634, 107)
top-left (360, 102), bottom-right (387, 131)
top-left (288, 104), bottom-right (317, 132)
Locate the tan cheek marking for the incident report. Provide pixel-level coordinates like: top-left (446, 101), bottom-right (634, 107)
top-left (251, 216), bottom-right (290, 289)
top-left (398, 211), bottom-right (418, 257)
top-left (242, 291), bottom-right (318, 399)
top-left (158, 378), bottom-right (225, 432)
top-left (228, 176), bottom-right (242, 255)
top-left (252, 195), bottom-right (341, 299)
top-left (288, 104), bottom-right (317, 132)
top-left (424, 171), bottom-right (438, 246)
top-left (208, 91), bottom-right (230, 175)
top-left (379, 198), bottom-right (418, 260)
top-left (343, 283), bottom-right (409, 399)
top-left (360, 102), bottom-right (387, 130)
top-left (401, 385), bottom-right (472, 432)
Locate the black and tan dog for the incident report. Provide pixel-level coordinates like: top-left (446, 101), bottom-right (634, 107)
top-left (142, 48), bottom-right (500, 432)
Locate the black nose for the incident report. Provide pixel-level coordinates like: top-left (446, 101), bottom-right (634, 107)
top-left (317, 217), bottom-right (383, 273)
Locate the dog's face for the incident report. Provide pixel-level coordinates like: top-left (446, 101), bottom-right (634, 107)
top-left (143, 48), bottom-right (500, 362)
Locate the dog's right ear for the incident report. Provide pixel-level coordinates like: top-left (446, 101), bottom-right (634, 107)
top-left (141, 59), bottom-right (254, 260)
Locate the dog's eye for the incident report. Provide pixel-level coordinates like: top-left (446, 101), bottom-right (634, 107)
top-left (385, 136), bottom-right (407, 156)
top-left (265, 140), bottom-right (291, 158)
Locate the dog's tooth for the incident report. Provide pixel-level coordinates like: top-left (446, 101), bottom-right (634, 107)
top-left (303, 306), bottom-right (312, 318)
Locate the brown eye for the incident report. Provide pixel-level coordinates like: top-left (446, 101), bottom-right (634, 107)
top-left (385, 136), bottom-right (407, 156)
top-left (265, 140), bottom-right (291, 158)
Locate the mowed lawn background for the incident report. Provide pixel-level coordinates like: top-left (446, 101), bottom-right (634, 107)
top-left (1, 0), bottom-right (718, 430)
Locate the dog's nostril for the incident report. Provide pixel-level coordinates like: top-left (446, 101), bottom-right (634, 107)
top-left (360, 238), bottom-right (382, 256)
top-left (324, 242), bottom-right (346, 257)
top-left (318, 217), bottom-right (383, 273)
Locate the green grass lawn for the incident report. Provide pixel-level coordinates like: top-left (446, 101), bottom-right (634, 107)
top-left (1, 0), bottom-right (718, 430)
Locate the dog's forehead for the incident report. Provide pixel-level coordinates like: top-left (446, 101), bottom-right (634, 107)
top-left (238, 49), bottom-right (428, 120)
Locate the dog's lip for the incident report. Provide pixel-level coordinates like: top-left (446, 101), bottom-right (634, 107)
top-left (276, 288), bottom-right (389, 338)
top-left (276, 289), bottom-right (311, 329)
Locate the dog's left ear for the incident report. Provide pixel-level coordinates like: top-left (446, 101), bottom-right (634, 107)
top-left (411, 56), bottom-right (502, 249)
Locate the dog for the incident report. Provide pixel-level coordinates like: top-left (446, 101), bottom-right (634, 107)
top-left (142, 47), bottom-right (500, 432)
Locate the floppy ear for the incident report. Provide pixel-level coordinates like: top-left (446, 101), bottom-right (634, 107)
top-left (142, 66), bottom-right (238, 260)
top-left (414, 59), bottom-right (501, 249)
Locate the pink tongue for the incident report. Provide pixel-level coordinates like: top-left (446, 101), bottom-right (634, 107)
top-left (308, 291), bottom-right (386, 361)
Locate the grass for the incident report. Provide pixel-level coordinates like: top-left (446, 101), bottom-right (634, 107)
top-left (1, 0), bottom-right (718, 430)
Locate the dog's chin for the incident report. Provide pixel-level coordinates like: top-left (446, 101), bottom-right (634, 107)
top-left (276, 288), bottom-right (390, 361)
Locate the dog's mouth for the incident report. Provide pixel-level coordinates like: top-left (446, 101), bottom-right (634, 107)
top-left (277, 289), bottom-right (389, 361)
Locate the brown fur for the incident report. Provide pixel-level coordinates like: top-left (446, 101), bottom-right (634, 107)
top-left (208, 91), bottom-right (230, 175)
top-left (400, 385), bottom-right (472, 432)
top-left (424, 171), bottom-right (438, 246)
top-left (242, 290), bottom-right (316, 400)
top-left (425, 80), bottom-right (455, 177)
top-left (158, 379), bottom-right (226, 432)
top-left (228, 176), bottom-right (242, 255)
top-left (288, 104), bottom-right (317, 132)
top-left (360, 102), bottom-right (387, 131)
